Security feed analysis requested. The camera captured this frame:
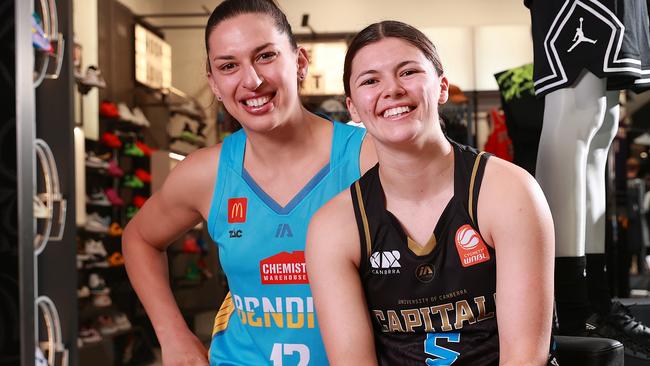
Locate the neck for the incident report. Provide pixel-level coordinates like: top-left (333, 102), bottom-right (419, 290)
top-left (243, 107), bottom-right (330, 167)
top-left (376, 132), bottom-right (454, 202)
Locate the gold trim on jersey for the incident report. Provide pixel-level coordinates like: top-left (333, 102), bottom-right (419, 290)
top-left (468, 152), bottom-right (486, 225)
top-left (355, 181), bottom-right (372, 258)
top-left (212, 292), bottom-right (235, 336)
top-left (407, 234), bottom-right (437, 256)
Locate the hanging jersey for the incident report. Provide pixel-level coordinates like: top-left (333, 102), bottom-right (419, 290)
top-left (351, 141), bottom-right (558, 365)
top-left (206, 122), bottom-right (365, 365)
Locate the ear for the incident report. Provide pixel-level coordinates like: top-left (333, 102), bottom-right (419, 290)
top-left (346, 96), bottom-right (362, 122)
top-left (296, 46), bottom-right (309, 80)
top-left (438, 75), bottom-right (449, 104)
top-left (207, 73), bottom-right (222, 100)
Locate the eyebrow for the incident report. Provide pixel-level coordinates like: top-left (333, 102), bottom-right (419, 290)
top-left (354, 60), bottom-right (419, 82)
top-left (212, 42), bottom-right (276, 61)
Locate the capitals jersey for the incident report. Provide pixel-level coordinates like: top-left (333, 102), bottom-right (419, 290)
top-left (351, 141), bottom-right (498, 365)
top-left (206, 122), bottom-right (365, 365)
top-left (351, 140), bottom-right (557, 365)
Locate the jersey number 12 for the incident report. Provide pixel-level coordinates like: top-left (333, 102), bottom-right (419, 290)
top-left (270, 343), bottom-right (309, 366)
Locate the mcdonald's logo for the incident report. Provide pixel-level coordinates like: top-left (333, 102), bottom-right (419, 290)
top-left (228, 198), bottom-right (247, 223)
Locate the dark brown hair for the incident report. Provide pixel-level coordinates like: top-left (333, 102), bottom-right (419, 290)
top-left (343, 20), bottom-right (444, 97)
top-left (204, 0), bottom-right (297, 73)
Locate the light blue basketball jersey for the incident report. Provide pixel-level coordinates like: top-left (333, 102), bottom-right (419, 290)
top-left (206, 122), bottom-right (366, 365)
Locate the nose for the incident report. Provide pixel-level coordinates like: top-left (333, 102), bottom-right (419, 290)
top-left (382, 77), bottom-right (406, 99)
top-left (241, 64), bottom-right (263, 90)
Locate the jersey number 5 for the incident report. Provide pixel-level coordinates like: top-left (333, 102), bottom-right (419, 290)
top-left (270, 343), bottom-right (310, 366)
top-left (425, 333), bottom-right (460, 365)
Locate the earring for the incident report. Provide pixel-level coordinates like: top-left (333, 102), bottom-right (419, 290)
top-left (298, 73), bottom-right (305, 81)
top-left (217, 96), bottom-right (222, 101)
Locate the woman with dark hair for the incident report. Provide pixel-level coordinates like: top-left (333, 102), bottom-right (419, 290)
top-left (122, 1), bottom-right (376, 364)
top-left (306, 21), bottom-right (556, 365)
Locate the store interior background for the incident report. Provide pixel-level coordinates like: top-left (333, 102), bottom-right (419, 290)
top-left (7, 0), bottom-right (650, 365)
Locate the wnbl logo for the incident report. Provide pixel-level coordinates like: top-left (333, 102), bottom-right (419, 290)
top-left (369, 251), bottom-right (401, 269)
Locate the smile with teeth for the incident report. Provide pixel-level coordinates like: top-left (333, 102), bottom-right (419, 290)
top-left (244, 95), bottom-right (271, 108)
top-left (382, 106), bottom-right (413, 118)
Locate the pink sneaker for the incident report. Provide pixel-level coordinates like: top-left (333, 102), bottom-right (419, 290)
top-left (107, 160), bottom-right (124, 177)
top-left (104, 188), bottom-right (124, 206)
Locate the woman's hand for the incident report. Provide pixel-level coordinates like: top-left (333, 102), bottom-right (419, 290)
top-left (161, 331), bottom-right (209, 366)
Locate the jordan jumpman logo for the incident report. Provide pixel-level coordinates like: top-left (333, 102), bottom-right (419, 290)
top-left (568, 17), bottom-right (597, 52)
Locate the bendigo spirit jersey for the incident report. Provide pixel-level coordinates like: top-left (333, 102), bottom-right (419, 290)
top-left (206, 122), bottom-right (365, 365)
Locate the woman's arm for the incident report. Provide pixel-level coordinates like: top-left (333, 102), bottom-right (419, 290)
top-left (123, 146), bottom-right (220, 365)
top-left (479, 158), bottom-right (555, 366)
top-left (306, 191), bottom-right (378, 366)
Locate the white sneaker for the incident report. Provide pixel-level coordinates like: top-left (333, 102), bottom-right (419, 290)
top-left (81, 66), bottom-right (107, 88)
top-left (117, 103), bottom-right (137, 124)
top-left (85, 239), bottom-right (107, 257)
top-left (84, 213), bottom-right (109, 233)
top-left (131, 107), bottom-right (151, 127)
top-left (87, 190), bottom-right (111, 206)
top-left (88, 273), bottom-right (110, 295)
top-left (93, 294), bottom-right (112, 307)
top-left (114, 313), bottom-right (132, 330)
top-left (85, 151), bottom-right (109, 169)
top-left (77, 286), bottom-right (90, 298)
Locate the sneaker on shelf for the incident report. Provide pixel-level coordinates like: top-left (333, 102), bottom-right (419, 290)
top-left (126, 206), bottom-right (139, 219)
top-left (180, 124), bottom-right (200, 144)
top-left (80, 66), bottom-right (106, 88)
top-left (97, 315), bottom-right (118, 335)
top-left (113, 313), bottom-right (132, 331)
top-left (101, 132), bottom-right (122, 149)
top-left (134, 169), bottom-right (151, 183)
top-left (79, 327), bottom-right (103, 343)
top-left (132, 195), bottom-right (147, 209)
top-left (85, 239), bottom-right (108, 258)
top-left (123, 175), bottom-right (144, 188)
top-left (100, 101), bottom-right (120, 119)
top-left (87, 190), bottom-right (111, 206)
top-left (93, 293), bottom-right (112, 307)
top-left (104, 188), bottom-right (124, 206)
top-left (185, 262), bottom-right (201, 281)
top-left (583, 301), bottom-right (650, 360)
top-left (183, 235), bottom-right (201, 253)
top-left (85, 152), bottom-right (109, 169)
top-left (108, 222), bottom-right (123, 237)
top-left (135, 140), bottom-right (154, 156)
top-left (123, 143), bottom-right (145, 157)
top-left (88, 273), bottom-right (110, 295)
top-left (117, 103), bottom-right (137, 124)
top-left (170, 139), bottom-right (198, 155)
top-left (77, 286), bottom-right (90, 299)
top-left (131, 107), bottom-right (151, 127)
top-left (107, 252), bottom-right (125, 267)
top-left (86, 257), bottom-right (109, 269)
top-left (107, 159), bottom-right (124, 177)
top-left (171, 101), bottom-right (203, 120)
top-left (84, 213), bottom-right (110, 233)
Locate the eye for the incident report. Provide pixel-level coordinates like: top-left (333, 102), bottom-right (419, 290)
top-left (360, 78), bottom-right (378, 86)
top-left (218, 63), bottom-right (237, 72)
top-left (256, 51), bottom-right (278, 63)
top-left (400, 69), bottom-right (418, 77)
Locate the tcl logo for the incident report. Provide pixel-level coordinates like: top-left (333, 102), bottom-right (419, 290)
top-left (228, 198), bottom-right (247, 223)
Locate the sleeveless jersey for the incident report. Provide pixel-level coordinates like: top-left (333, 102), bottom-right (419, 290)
top-left (352, 141), bottom-right (498, 365)
top-left (207, 122), bottom-right (365, 365)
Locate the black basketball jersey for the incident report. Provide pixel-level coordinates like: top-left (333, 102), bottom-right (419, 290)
top-left (351, 141), bottom-right (498, 365)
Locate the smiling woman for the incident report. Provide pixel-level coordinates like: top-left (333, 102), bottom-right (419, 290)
top-left (122, 1), bottom-right (377, 365)
top-left (306, 20), bottom-right (558, 366)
